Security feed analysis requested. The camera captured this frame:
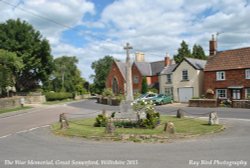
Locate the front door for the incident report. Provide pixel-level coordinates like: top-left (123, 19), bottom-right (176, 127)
top-left (232, 89), bottom-right (241, 99)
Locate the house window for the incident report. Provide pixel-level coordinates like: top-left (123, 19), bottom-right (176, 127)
top-left (166, 74), bottom-right (172, 83)
top-left (164, 87), bottom-right (173, 97)
top-left (245, 69), bottom-right (250, 79)
top-left (216, 89), bottom-right (227, 99)
top-left (216, 71), bottom-right (225, 81)
top-left (182, 70), bottom-right (188, 81)
top-left (245, 88), bottom-right (250, 99)
top-left (133, 76), bottom-right (139, 84)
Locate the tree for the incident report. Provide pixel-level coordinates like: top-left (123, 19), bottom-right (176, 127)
top-left (173, 40), bottom-right (192, 63)
top-left (91, 56), bottom-right (116, 94)
top-left (192, 44), bottom-right (207, 60)
top-left (141, 76), bottom-right (148, 94)
top-left (46, 56), bottom-right (85, 94)
top-left (0, 49), bottom-right (23, 96)
top-left (0, 19), bottom-right (54, 91)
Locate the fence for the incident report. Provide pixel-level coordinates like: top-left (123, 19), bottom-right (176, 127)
top-left (59, 108), bottom-right (219, 131)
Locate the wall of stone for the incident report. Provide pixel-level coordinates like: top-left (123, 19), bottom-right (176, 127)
top-left (232, 100), bottom-right (250, 108)
top-left (0, 97), bottom-right (22, 109)
top-left (189, 99), bottom-right (218, 107)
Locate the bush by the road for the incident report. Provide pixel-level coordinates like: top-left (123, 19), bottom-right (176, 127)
top-left (44, 92), bottom-right (73, 101)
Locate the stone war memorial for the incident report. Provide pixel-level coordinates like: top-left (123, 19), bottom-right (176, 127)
top-left (115, 43), bottom-right (138, 121)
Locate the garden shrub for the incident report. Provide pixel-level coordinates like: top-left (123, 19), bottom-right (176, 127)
top-left (94, 114), bottom-right (108, 127)
top-left (44, 92), bottom-right (73, 101)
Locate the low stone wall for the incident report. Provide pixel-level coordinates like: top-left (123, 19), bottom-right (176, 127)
top-left (189, 99), bottom-right (218, 107)
top-left (0, 97), bottom-right (22, 109)
top-left (232, 100), bottom-right (250, 109)
top-left (0, 95), bottom-right (46, 110)
top-left (24, 95), bottom-right (46, 104)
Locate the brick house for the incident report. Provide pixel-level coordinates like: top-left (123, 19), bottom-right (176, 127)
top-left (204, 35), bottom-right (250, 100)
top-left (106, 53), bottom-right (167, 95)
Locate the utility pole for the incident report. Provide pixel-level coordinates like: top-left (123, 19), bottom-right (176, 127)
top-left (124, 42), bottom-right (134, 101)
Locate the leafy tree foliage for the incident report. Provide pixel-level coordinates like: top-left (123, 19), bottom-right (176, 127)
top-left (0, 49), bottom-right (23, 95)
top-left (141, 76), bottom-right (148, 94)
top-left (192, 44), bottom-right (207, 60)
top-left (173, 40), bottom-right (192, 63)
top-left (45, 56), bottom-right (86, 94)
top-left (91, 56), bottom-right (116, 94)
top-left (0, 19), bottom-right (54, 91)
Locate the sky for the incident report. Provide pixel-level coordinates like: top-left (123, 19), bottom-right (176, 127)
top-left (1, 0), bottom-right (250, 82)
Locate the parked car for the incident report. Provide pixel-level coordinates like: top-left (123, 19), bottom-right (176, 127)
top-left (134, 92), bottom-right (158, 102)
top-left (151, 94), bottom-right (172, 105)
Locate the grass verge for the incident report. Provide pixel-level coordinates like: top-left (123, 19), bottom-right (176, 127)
top-left (51, 115), bottom-right (224, 143)
top-left (0, 106), bottom-right (33, 115)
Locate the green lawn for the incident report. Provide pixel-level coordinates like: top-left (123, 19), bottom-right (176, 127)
top-left (51, 115), bottom-right (224, 142)
top-left (0, 106), bottom-right (33, 114)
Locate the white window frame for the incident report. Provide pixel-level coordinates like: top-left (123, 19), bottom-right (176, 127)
top-left (245, 88), bottom-right (250, 99)
top-left (166, 74), bottom-right (172, 83)
top-left (216, 71), bottom-right (225, 81)
top-left (182, 70), bottom-right (188, 81)
top-left (216, 89), bottom-right (227, 99)
top-left (245, 69), bottom-right (250, 79)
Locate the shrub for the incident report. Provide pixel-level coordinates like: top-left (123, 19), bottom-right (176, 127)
top-left (94, 114), bottom-right (108, 127)
top-left (132, 100), bottom-right (160, 129)
top-left (102, 88), bottom-right (114, 97)
top-left (148, 88), bottom-right (158, 93)
top-left (44, 92), bottom-right (73, 101)
top-left (114, 121), bottom-right (138, 128)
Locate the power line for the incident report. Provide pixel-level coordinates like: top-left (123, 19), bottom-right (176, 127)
top-left (0, 0), bottom-right (75, 30)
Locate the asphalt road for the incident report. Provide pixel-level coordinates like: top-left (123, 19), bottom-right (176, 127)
top-left (0, 99), bottom-right (250, 168)
top-left (69, 99), bottom-right (250, 119)
top-left (0, 119), bottom-right (249, 168)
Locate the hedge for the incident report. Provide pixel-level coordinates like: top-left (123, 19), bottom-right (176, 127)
top-left (44, 92), bottom-right (73, 101)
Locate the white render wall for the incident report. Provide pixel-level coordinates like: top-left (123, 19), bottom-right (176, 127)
top-left (172, 61), bottom-right (204, 102)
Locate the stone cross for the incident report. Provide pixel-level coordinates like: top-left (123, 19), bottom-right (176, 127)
top-left (124, 42), bottom-right (134, 101)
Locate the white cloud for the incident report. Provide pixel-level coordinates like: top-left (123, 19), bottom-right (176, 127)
top-left (1, 0), bottom-right (250, 82)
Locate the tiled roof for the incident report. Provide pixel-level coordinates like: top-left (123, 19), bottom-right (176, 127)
top-left (185, 58), bottom-right (207, 70)
top-left (204, 47), bottom-right (250, 71)
top-left (134, 62), bottom-right (151, 76)
top-left (172, 57), bottom-right (207, 72)
top-left (150, 61), bottom-right (165, 75)
top-left (115, 61), bottom-right (126, 79)
top-left (160, 64), bottom-right (177, 75)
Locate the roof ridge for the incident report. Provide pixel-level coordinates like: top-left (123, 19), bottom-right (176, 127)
top-left (218, 46), bottom-right (250, 53)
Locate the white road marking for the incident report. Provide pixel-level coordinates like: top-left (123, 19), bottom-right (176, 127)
top-left (0, 134), bottom-right (12, 139)
top-left (16, 130), bottom-right (28, 134)
top-left (0, 125), bottom-right (50, 140)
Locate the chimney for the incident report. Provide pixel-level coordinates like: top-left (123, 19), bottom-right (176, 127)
top-left (164, 53), bottom-right (171, 66)
top-left (209, 34), bottom-right (217, 55)
top-left (135, 52), bottom-right (145, 62)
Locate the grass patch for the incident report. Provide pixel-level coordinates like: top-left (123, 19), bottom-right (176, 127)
top-left (51, 115), bottom-right (224, 143)
top-left (44, 99), bottom-right (76, 105)
top-left (0, 106), bottom-right (33, 114)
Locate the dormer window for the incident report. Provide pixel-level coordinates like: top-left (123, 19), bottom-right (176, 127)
top-left (216, 71), bottom-right (225, 81)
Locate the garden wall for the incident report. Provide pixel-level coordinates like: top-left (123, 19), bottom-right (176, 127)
top-left (189, 99), bottom-right (218, 107)
top-left (0, 95), bottom-right (46, 110)
top-left (232, 100), bottom-right (250, 109)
